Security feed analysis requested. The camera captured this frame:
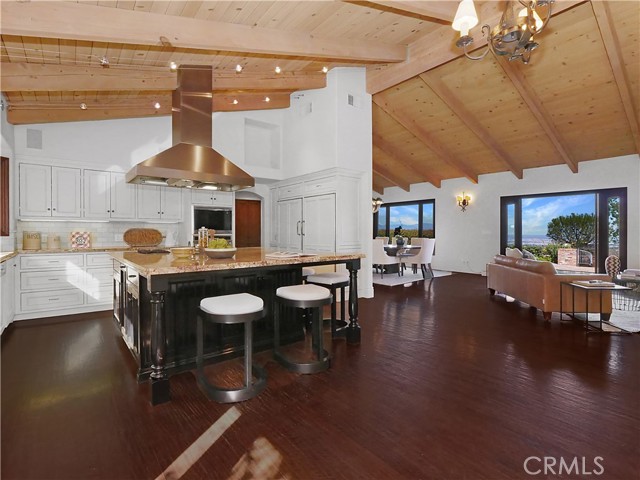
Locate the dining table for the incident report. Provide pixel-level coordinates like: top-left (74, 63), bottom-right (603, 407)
top-left (383, 245), bottom-right (421, 275)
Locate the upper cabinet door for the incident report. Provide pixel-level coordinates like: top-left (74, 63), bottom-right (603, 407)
top-left (161, 187), bottom-right (182, 220)
top-left (51, 167), bottom-right (81, 217)
top-left (19, 163), bottom-right (52, 217)
top-left (191, 189), bottom-right (213, 205)
top-left (137, 185), bottom-right (161, 219)
top-left (110, 172), bottom-right (136, 219)
top-left (83, 170), bottom-right (110, 219)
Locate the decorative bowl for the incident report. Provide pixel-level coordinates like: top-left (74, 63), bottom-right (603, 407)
top-left (171, 247), bottom-right (194, 259)
top-left (204, 247), bottom-right (237, 259)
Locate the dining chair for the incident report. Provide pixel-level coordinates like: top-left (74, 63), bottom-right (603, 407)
top-left (407, 238), bottom-right (436, 279)
top-left (372, 238), bottom-right (400, 278)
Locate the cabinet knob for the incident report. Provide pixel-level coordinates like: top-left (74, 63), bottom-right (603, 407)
top-left (47, 208), bottom-right (51, 211)
top-left (53, 208), bottom-right (56, 211)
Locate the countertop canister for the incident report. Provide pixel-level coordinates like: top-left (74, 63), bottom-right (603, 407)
top-left (23, 231), bottom-right (42, 250)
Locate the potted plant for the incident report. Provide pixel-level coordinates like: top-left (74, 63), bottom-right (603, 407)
top-left (393, 226), bottom-right (404, 246)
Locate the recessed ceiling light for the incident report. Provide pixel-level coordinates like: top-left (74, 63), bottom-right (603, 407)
top-left (322, 66), bottom-right (328, 73)
top-left (233, 99), bottom-right (238, 105)
top-left (153, 102), bottom-right (161, 109)
top-left (80, 103), bottom-right (87, 110)
top-left (274, 66), bottom-right (281, 74)
top-left (235, 64), bottom-right (243, 73)
top-left (99, 56), bottom-right (110, 68)
top-left (265, 96), bottom-right (270, 103)
top-left (169, 61), bottom-right (177, 71)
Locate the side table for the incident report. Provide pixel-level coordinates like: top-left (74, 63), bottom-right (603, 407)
top-left (560, 282), bottom-right (632, 333)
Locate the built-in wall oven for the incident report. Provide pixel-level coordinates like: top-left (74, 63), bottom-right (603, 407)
top-left (192, 206), bottom-right (233, 242)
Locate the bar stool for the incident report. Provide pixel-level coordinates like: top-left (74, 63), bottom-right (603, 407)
top-left (197, 293), bottom-right (267, 403)
top-left (306, 272), bottom-right (349, 338)
top-left (274, 284), bottom-right (332, 374)
top-left (301, 267), bottom-right (316, 283)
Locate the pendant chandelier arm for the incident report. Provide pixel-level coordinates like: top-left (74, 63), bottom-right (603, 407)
top-left (462, 24), bottom-right (491, 61)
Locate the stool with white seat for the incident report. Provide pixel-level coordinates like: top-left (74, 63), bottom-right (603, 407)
top-left (301, 267), bottom-right (316, 283)
top-left (274, 284), bottom-right (332, 374)
top-left (306, 272), bottom-right (349, 338)
top-left (197, 293), bottom-right (267, 403)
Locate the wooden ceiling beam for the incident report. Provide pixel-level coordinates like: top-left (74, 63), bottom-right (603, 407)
top-left (345, 1), bottom-right (455, 22)
top-left (367, 0), bottom-right (586, 94)
top-left (373, 93), bottom-right (479, 184)
top-left (372, 176), bottom-right (385, 195)
top-left (1, 2), bottom-right (406, 64)
top-left (494, 57), bottom-right (579, 173)
top-left (373, 132), bottom-right (442, 188)
top-left (591, 0), bottom-right (640, 154)
top-left (419, 73), bottom-right (523, 179)
top-left (7, 93), bottom-right (291, 124)
top-left (1, 63), bottom-right (327, 93)
top-left (372, 160), bottom-right (411, 192)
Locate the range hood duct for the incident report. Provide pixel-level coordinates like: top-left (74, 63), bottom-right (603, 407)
top-left (126, 65), bottom-right (255, 191)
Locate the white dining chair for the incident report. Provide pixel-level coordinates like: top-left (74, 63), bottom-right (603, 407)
top-left (407, 238), bottom-right (436, 279)
top-left (372, 238), bottom-right (400, 278)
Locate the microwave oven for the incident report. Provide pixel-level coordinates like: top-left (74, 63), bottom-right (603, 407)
top-left (193, 206), bottom-right (232, 235)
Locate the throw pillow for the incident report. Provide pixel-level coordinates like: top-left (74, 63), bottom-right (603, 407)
top-left (522, 249), bottom-right (536, 260)
top-left (505, 247), bottom-right (523, 259)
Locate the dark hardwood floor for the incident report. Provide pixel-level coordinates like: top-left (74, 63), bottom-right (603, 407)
top-left (2, 274), bottom-right (639, 479)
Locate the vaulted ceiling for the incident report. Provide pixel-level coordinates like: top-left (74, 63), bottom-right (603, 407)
top-left (1, 1), bottom-right (638, 193)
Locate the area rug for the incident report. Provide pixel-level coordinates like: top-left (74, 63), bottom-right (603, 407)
top-left (372, 270), bottom-right (451, 287)
top-left (587, 309), bottom-right (640, 333)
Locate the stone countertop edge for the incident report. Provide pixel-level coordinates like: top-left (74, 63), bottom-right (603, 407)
top-left (109, 248), bottom-right (365, 278)
top-left (0, 251), bottom-right (19, 264)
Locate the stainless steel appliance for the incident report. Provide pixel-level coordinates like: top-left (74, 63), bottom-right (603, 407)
top-left (193, 206), bottom-right (233, 240)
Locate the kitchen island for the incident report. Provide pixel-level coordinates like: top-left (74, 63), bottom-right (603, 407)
top-left (109, 247), bottom-right (363, 405)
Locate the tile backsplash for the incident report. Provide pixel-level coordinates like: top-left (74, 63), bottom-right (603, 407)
top-left (16, 221), bottom-right (182, 249)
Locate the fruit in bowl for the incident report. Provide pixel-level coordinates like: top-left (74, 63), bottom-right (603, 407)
top-left (204, 238), bottom-right (235, 258)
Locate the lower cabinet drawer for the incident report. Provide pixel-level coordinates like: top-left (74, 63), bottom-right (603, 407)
top-left (21, 289), bottom-right (84, 312)
top-left (20, 270), bottom-right (83, 291)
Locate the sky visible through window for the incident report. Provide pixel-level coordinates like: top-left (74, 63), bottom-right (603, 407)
top-left (388, 204), bottom-right (434, 231)
top-left (518, 193), bottom-right (595, 245)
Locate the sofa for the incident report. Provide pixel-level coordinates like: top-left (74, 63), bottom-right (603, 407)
top-left (486, 255), bottom-right (612, 321)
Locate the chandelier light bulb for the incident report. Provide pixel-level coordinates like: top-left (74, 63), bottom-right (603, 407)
top-left (452, 0), bottom-right (479, 36)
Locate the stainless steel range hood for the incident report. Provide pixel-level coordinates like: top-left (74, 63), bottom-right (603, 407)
top-left (126, 65), bottom-right (254, 191)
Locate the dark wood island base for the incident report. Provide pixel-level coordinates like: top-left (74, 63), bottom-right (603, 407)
top-left (110, 248), bottom-right (363, 405)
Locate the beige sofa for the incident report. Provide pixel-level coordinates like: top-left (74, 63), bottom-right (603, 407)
top-left (486, 255), bottom-right (612, 321)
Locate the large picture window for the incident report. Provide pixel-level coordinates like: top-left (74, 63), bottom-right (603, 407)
top-left (500, 188), bottom-right (627, 273)
top-left (374, 199), bottom-right (435, 240)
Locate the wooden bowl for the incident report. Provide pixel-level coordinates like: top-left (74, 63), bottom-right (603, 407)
top-left (204, 247), bottom-right (237, 259)
top-left (171, 247), bottom-right (194, 259)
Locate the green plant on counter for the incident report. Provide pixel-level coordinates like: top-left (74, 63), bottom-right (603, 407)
top-left (208, 238), bottom-right (230, 249)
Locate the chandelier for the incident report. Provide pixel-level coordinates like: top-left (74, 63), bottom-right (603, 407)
top-left (452, 0), bottom-right (554, 64)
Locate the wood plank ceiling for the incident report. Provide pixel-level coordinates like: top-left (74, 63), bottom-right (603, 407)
top-left (1, 1), bottom-right (638, 193)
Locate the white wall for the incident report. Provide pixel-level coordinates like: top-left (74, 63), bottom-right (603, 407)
top-left (378, 155), bottom-right (640, 274)
top-left (0, 97), bottom-right (16, 251)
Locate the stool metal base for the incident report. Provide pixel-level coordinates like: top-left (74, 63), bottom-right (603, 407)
top-left (197, 307), bottom-right (267, 403)
top-left (274, 293), bottom-right (332, 374)
top-left (307, 279), bottom-right (349, 339)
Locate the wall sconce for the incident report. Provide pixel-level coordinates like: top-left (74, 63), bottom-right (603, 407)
top-left (372, 197), bottom-right (384, 214)
top-left (457, 192), bottom-right (471, 212)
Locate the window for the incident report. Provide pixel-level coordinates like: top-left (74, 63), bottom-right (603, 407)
top-left (500, 188), bottom-right (627, 273)
top-left (374, 199), bottom-right (436, 239)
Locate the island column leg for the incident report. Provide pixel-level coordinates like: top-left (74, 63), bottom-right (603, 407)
top-left (346, 260), bottom-right (361, 345)
top-left (150, 291), bottom-right (170, 405)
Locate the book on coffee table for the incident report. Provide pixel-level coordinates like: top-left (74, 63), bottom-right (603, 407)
top-left (571, 280), bottom-right (617, 288)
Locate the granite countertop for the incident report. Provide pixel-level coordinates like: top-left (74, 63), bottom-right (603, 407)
top-left (0, 251), bottom-right (18, 264)
top-left (17, 246), bottom-right (137, 254)
top-left (110, 247), bottom-right (365, 278)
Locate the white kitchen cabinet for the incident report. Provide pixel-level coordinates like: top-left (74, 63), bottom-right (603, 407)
top-left (1, 260), bottom-right (16, 334)
top-left (84, 170), bottom-right (136, 219)
top-left (302, 194), bottom-right (336, 253)
top-left (277, 198), bottom-right (303, 252)
top-left (273, 168), bottom-right (362, 254)
top-left (137, 185), bottom-right (182, 221)
top-left (15, 252), bottom-right (113, 320)
top-left (269, 187), bottom-right (278, 247)
top-left (191, 190), bottom-right (233, 207)
top-left (19, 163), bottom-right (81, 218)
